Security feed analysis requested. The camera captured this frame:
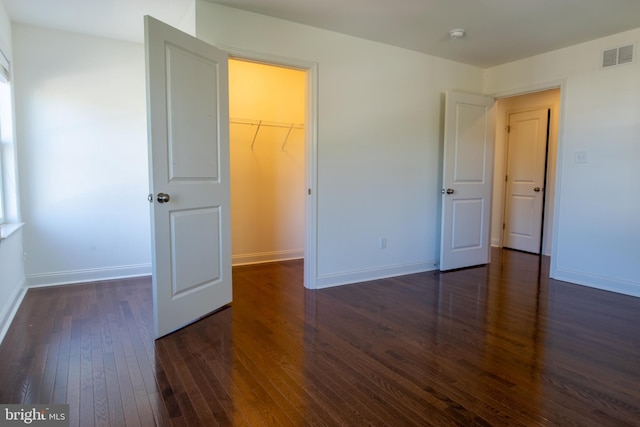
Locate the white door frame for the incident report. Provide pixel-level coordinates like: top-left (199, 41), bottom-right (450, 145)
top-left (216, 45), bottom-right (319, 289)
top-left (489, 79), bottom-right (566, 275)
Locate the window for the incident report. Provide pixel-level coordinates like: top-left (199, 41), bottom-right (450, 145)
top-left (0, 48), bottom-right (12, 226)
top-left (0, 105), bottom-right (4, 224)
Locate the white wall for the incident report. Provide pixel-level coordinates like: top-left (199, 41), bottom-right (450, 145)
top-left (492, 89), bottom-right (560, 256)
top-left (2, 2), bottom-right (635, 310)
top-left (229, 60), bottom-right (305, 265)
top-left (0, 0), bottom-right (26, 343)
top-left (195, 2), bottom-right (485, 287)
top-left (13, 24), bottom-right (151, 286)
top-left (486, 28), bottom-right (640, 297)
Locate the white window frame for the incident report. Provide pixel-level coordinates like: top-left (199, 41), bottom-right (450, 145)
top-left (0, 48), bottom-right (11, 227)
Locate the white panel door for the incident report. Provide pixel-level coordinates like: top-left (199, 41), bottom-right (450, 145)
top-left (145, 16), bottom-right (231, 338)
top-left (503, 109), bottom-right (549, 253)
top-left (440, 91), bottom-right (495, 271)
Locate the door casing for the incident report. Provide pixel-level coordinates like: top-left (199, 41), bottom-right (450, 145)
top-left (218, 45), bottom-right (319, 289)
top-left (491, 86), bottom-right (562, 258)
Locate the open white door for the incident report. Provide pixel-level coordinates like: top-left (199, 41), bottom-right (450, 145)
top-left (440, 91), bottom-right (495, 271)
top-left (145, 16), bottom-right (232, 338)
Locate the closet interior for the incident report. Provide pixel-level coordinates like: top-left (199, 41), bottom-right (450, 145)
top-left (228, 59), bottom-right (306, 265)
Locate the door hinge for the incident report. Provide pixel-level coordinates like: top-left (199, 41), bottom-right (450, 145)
top-left (308, 188), bottom-right (311, 195)
top-left (505, 174), bottom-right (508, 182)
top-left (503, 222), bottom-right (506, 230)
top-left (506, 125), bottom-right (511, 133)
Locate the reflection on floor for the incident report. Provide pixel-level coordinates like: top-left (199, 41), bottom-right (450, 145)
top-left (1, 248), bottom-right (639, 426)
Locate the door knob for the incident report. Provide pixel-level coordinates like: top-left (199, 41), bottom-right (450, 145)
top-left (441, 188), bottom-right (454, 194)
top-left (157, 193), bottom-right (171, 203)
top-left (533, 187), bottom-right (541, 192)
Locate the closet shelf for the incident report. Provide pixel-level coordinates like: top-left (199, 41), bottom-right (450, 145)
top-left (230, 118), bottom-right (304, 150)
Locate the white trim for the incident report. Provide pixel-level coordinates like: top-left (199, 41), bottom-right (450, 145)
top-left (27, 263), bottom-right (152, 287)
top-left (0, 222), bottom-right (23, 241)
top-left (0, 279), bottom-right (26, 345)
top-left (553, 268), bottom-right (640, 298)
top-left (215, 44), bottom-right (319, 289)
top-left (487, 79), bottom-right (564, 99)
top-left (315, 260), bottom-right (438, 289)
top-left (232, 249), bottom-right (304, 266)
top-left (548, 81), bottom-right (569, 280)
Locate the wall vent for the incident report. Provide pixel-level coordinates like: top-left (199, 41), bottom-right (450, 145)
top-left (602, 44), bottom-right (636, 68)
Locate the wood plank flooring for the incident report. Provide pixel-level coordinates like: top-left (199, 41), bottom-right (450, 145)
top-left (1, 248), bottom-right (639, 426)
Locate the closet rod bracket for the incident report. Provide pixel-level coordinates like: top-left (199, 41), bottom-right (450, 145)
top-left (281, 124), bottom-right (295, 151)
top-left (250, 121), bottom-right (262, 150)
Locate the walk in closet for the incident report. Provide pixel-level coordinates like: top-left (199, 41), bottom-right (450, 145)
top-left (229, 59), bottom-right (306, 265)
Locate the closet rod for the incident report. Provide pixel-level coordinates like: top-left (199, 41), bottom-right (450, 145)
top-left (230, 118), bottom-right (304, 130)
top-left (231, 117), bottom-right (304, 150)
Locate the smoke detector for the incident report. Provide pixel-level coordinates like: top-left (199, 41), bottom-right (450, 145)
top-left (449, 28), bottom-right (466, 39)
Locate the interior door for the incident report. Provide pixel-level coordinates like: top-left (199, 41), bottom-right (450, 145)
top-left (502, 109), bottom-right (549, 253)
top-left (440, 91), bottom-right (495, 271)
top-left (145, 16), bottom-right (232, 338)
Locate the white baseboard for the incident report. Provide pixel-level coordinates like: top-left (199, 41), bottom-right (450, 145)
top-left (27, 263), bottom-right (152, 288)
top-left (0, 280), bottom-right (27, 345)
top-left (315, 260), bottom-right (438, 289)
top-left (232, 249), bottom-right (304, 266)
top-left (552, 268), bottom-right (640, 298)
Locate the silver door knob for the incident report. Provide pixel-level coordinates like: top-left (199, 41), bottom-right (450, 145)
top-left (533, 187), bottom-right (541, 192)
top-left (157, 193), bottom-right (170, 203)
top-left (446, 188), bottom-right (454, 194)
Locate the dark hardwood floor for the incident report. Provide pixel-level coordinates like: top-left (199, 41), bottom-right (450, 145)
top-left (1, 248), bottom-right (639, 426)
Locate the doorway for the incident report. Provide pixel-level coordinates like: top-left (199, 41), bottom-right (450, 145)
top-left (228, 58), bottom-right (309, 271)
top-left (491, 88), bottom-right (561, 257)
top-left (502, 108), bottom-right (549, 254)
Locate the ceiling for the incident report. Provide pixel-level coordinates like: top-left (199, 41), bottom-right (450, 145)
top-left (4, 0), bottom-right (640, 68)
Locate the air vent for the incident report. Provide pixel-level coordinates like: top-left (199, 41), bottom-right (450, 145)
top-left (602, 44), bottom-right (636, 68)
top-left (618, 44), bottom-right (634, 64)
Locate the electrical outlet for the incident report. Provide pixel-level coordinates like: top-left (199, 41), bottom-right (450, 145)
top-left (575, 151), bottom-right (588, 164)
top-left (379, 237), bottom-right (387, 249)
